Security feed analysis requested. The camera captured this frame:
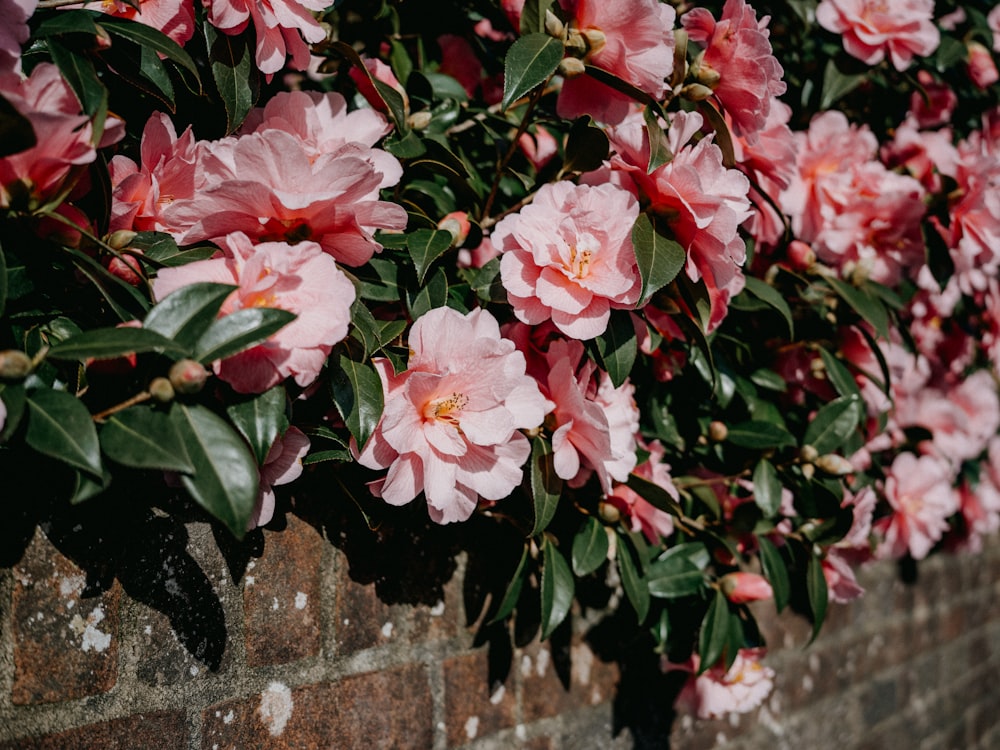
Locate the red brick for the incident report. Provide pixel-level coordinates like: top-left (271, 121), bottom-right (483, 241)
top-left (201, 664), bottom-right (433, 750)
top-left (11, 530), bottom-right (119, 705)
top-left (0, 711), bottom-right (187, 750)
top-left (333, 568), bottom-right (397, 654)
top-left (443, 650), bottom-right (516, 746)
top-left (519, 639), bottom-right (619, 722)
top-left (244, 515), bottom-right (324, 666)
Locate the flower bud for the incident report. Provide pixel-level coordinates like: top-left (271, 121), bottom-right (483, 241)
top-left (799, 444), bottom-right (819, 464)
top-left (0, 349), bottom-right (33, 381)
top-left (407, 111), bottom-right (432, 130)
top-left (813, 454), bottom-right (854, 476)
top-left (168, 359), bottom-right (209, 394)
top-left (581, 28), bottom-right (606, 56)
top-left (544, 9), bottom-right (565, 39)
top-left (720, 572), bottom-right (773, 604)
top-left (786, 240), bottom-right (815, 272)
top-left (598, 501), bottom-right (621, 524)
top-left (679, 83), bottom-right (714, 102)
top-left (106, 252), bottom-right (144, 286)
top-left (106, 230), bottom-right (138, 250)
top-left (558, 56), bottom-right (586, 79)
top-left (438, 211), bottom-right (471, 247)
top-left (148, 377), bottom-right (175, 404)
top-left (707, 420), bottom-right (728, 443)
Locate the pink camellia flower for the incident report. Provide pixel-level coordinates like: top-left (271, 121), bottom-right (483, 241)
top-left (991, 5), bottom-right (1000, 53)
top-left (719, 572), bottom-right (773, 604)
top-left (667, 648), bottom-right (775, 720)
top-left (204, 0), bottom-right (327, 76)
top-left (70, 0), bottom-right (194, 47)
top-left (682, 0), bottom-right (786, 144)
top-left (605, 437), bottom-right (676, 542)
top-left (518, 126), bottom-right (559, 172)
top-left (437, 34), bottom-right (483, 99)
top-left (823, 551), bottom-right (865, 604)
top-left (881, 116), bottom-right (957, 194)
top-left (1, 0), bottom-right (36, 73)
top-left (875, 452), bottom-right (959, 561)
top-left (815, 0), bottom-right (939, 71)
top-left (249, 426), bottom-right (310, 529)
top-left (554, 0), bottom-right (675, 125)
top-left (495, 181), bottom-right (641, 341)
top-left (908, 71), bottom-right (958, 129)
top-left (968, 41), bottom-right (1000, 89)
top-left (152, 232), bottom-right (355, 393)
top-left (355, 306), bottom-right (550, 524)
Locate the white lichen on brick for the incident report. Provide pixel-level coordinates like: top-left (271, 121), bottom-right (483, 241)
top-left (464, 716), bottom-right (479, 739)
top-left (429, 600), bottom-right (445, 616)
top-left (381, 621), bottom-right (394, 637)
top-left (272, 597), bottom-right (280, 610)
top-left (294, 592), bottom-right (307, 610)
top-left (258, 682), bottom-right (293, 737)
top-left (223, 710), bottom-right (234, 724)
top-left (71, 605), bottom-right (111, 653)
top-left (489, 684), bottom-right (505, 705)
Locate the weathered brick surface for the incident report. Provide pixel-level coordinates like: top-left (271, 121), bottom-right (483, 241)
top-left (0, 711), bottom-right (187, 750)
top-left (443, 650), bottom-right (517, 747)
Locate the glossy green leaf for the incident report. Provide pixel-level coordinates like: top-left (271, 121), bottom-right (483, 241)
top-left (0, 383), bottom-right (26, 442)
top-left (70, 466), bottom-right (112, 505)
top-left (752, 458), bottom-right (782, 517)
top-left (349, 299), bottom-right (382, 358)
top-left (330, 349), bottom-right (384, 449)
top-left (803, 395), bottom-right (862, 455)
top-left (647, 556), bottom-right (704, 599)
top-left (594, 310), bottom-right (637, 389)
top-left (34, 10), bottom-right (101, 36)
top-left (47, 39), bottom-right (106, 119)
top-left (194, 308), bottom-right (296, 364)
top-left (143, 282), bottom-right (236, 348)
top-left (502, 33), bottom-right (563, 111)
top-left (540, 538), bottom-right (574, 639)
top-left (47, 327), bottom-right (186, 362)
top-left (697, 588), bottom-right (731, 673)
top-left (170, 403), bottom-right (258, 538)
top-left (0, 93), bottom-right (35, 158)
top-left (489, 544), bottom-right (529, 624)
top-left (563, 116), bottom-right (610, 175)
top-left (226, 387), bottom-right (289, 465)
top-left (137, 44), bottom-right (175, 107)
top-left (519, 0), bottom-right (554, 34)
top-left (406, 267), bottom-right (448, 320)
top-left (617, 533), bottom-right (650, 623)
top-left (530, 436), bottom-right (562, 536)
top-left (697, 101), bottom-right (735, 167)
top-left (643, 105), bottom-right (672, 173)
top-left (26, 389), bottom-right (102, 479)
top-left (62, 244), bottom-right (149, 320)
top-left (205, 24), bottom-right (256, 133)
top-left (100, 406), bottom-right (195, 473)
top-left (572, 516), bottom-right (609, 577)
top-left (654, 541), bottom-right (710, 571)
top-left (825, 275), bottom-right (890, 340)
top-left (407, 229), bottom-right (454, 285)
top-left (331, 41), bottom-right (409, 134)
top-left (726, 420), bottom-right (796, 450)
top-left (818, 346), bottom-right (863, 400)
top-left (820, 58), bottom-right (864, 110)
top-left (756, 535), bottom-right (790, 612)
top-left (99, 14), bottom-right (200, 79)
top-left (742, 276), bottom-right (794, 339)
top-left (806, 552), bottom-right (829, 643)
top-left (631, 214), bottom-right (686, 307)
top-left (625, 473), bottom-right (682, 517)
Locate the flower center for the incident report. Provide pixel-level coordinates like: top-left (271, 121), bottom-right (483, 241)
top-left (424, 392), bottom-right (469, 427)
top-left (567, 244), bottom-right (593, 279)
top-left (259, 218), bottom-right (313, 244)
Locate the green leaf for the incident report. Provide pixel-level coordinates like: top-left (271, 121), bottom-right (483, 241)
top-left (407, 229), bottom-right (454, 285)
top-left (540, 537), bottom-right (574, 639)
top-left (47, 327), bottom-right (186, 362)
top-left (144, 282), bottom-right (236, 348)
top-left (100, 406), bottom-right (195, 473)
top-left (617, 533), bottom-right (650, 623)
top-left (752, 458), bottom-right (782, 517)
top-left (502, 33), bottom-right (564, 111)
top-left (803, 395), bottom-right (862, 455)
top-left (825, 275), bottom-right (890, 340)
top-left (406, 267), bottom-right (448, 320)
top-left (698, 102), bottom-right (735, 168)
top-left (0, 93), bottom-right (36, 158)
top-left (742, 276), bottom-right (794, 339)
top-left (625, 473), bottom-right (682, 517)
top-left (593, 310), bottom-right (637, 389)
top-left (697, 589), bottom-right (731, 673)
top-left (170, 403), bottom-right (258, 538)
top-left (137, 44), bottom-right (175, 107)
top-left (726, 420), bottom-right (796, 450)
top-left (756, 535), bottom-right (790, 612)
top-left (70, 466), bottom-right (111, 505)
top-left (99, 14), bottom-right (200, 79)
top-left (818, 346), bottom-right (862, 400)
top-left (806, 552), bottom-right (829, 643)
top-left (572, 516), bottom-right (609, 577)
top-left (631, 214), bottom-right (686, 307)
top-left (47, 39), bottom-right (106, 119)
top-left (820, 59), bottom-right (865, 110)
top-left (194, 308), bottom-right (296, 364)
top-left (563, 116), bottom-right (610, 175)
top-left (489, 544), bottom-right (529, 624)
top-left (349, 299), bottom-right (383, 358)
top-left (34, 10), bottom-right (101, 36)
top-left (331, 41), bottom-right (410, 135)
top-left (0, 383), bottom-right (26, 442)
top-left (330, 349), bottom-right (384, 449)
top-left (26, 389), bottom-right (102, 479)
top-left (226, 387), bottom-right (289, 465)
top-left (204, 24), bottom-right (257, 133)
top-left (643, 106), bottom-right (672, 173)
top-left (519, 0), bottom-right (554, 34)
top-left (530, 435), bottom-right (562, 536)
top-left (647, 556), bottom-right (704, 599)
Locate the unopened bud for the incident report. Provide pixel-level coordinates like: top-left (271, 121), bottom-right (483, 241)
top-left (719, 572), bottom-right (773, 604)
top-left (148, 377), bottom-right (175, 403)
top-left (581, 28), bottom-right (606, 56)
top-left (598, 501), bottom-right (621, 524)
top-left (799, 444), bottom-right (819, 463)
top-left (564, 29), bottom-right (587, 57)
top-left (696, 64), bottom-right (721, 88)
top-left (106, 230), bottom-right (138, 250)
top-left (94, 24), bottom-right (112, 50)
top-left (679, 83), bottom-right (714, 102)
top-left (106, 252), bottom-right (144, 286)
top-left (544, 9), bottom-right (565, 38)
top-left (407, 111), bottom-right (432, 130)
top-left (801, 463), bottom-right (815, 480)
top-left (786, 240), bottom-right (815, 272)
top-left (0, 349), bottom-right (33, 381)
top-left (708, 420), bottom-right (728, 442)
top-left (438, 211), bottom-right (471, 246)
top-left (558, 56), bottom-right (586, 78)
top-left (813, 454), bottom-right (854, 476)
top-left (168, 359), bottom-right (209, 394)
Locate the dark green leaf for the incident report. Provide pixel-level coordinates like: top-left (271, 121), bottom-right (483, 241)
top-left (330, 349), bottom-right (384, 449)
top-left (697, 589), bottom-right (731, 673)
top-left (654, 541), bottom-right (710, 570)
top-left (171, 403), bottom-right (258, 538)
top-left (144, 282), bottom-right (236, 348)
top-left (530, 435), bottom-right (562, 536)
top-left (0, 383), bottom-right (26, 442)
top-left (726, 420), bottom-right (796, 450)
top-left (331, 41), bottom-right (409, 134)
top-left (625, 473), bottom-right (682, 517)
top-left (806, 552), bottom-right (829, 643)
top-left (593, 309), bottom-right (636, 388)
top-left (406, 267), bottom-right (448, 320)
top-left (34, 10), bottom-right (101, 36)
top-left (572, 516), bottom-right (609, 577)
top-left (137, 44), bottom-right (175, 107)
top-left (540, 537), bottom-right (574, 639)
top-left (502, 34), bottom-right (563, 111)
top-left (204, 24), bottom-right (256, 133)
top-left (647, 556), bottom-right (704, 599)
top-left (47, 39), bottom-right (106, 119)
top-left (563, 116), bottom-right (610, 175)
top-left (756, 535), bottom-right (790, 612)
top-left (489, 544), bottom-right (529, 624)
top-left (26, 389), bottom-right (102, 478)
top-left (749, 368), bottom-right (787, 392)
top-left (0, 93), bottom-right (36, 158)
top-left (825, 275), bottom-right (890, 340)
top-left (70, 466), bottom-right (111, 505)
top-left (519, 0), bottom-right (554, 34)
top-left (742, 276), bottom-right (794, 339)
top-left (407, 229), bottom-right (454, 285)
top-left (62, 244), bottom-right (149, 320)
top-left (194, 308), bottom-right (296, 364)
top-left (617, 533), bottom-right (650, 623)
top-left (803, 395), bottom-right (862, 455)
top-left (643, 106), bottom-right (672, 173)
top-left (301, 449), bottom-right (351, 465)
top-left (697, 102), bottom-right (735, 167)
top-left (752, 458), bottom-right (782, 517)
top-left (100, 406), bottom-right (195, 473)
top-left (820, 59), bottom-right (865, 110)
top-left (818, 346), bottom-right (862, 400)
top-left (47, 327), bottom-right (186, 361)
top-left (631, 214), bottom-right (686, 306)
top-left (99, 14), bottom-right (200, 79)
top-left (226, 387), bottom-right (288, 465)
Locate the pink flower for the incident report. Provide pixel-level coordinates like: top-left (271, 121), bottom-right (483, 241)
top-left (823, 551), bottom-right (865, 603)
top-left (70, 0), bottom-right (194, 47)
top-left (875, 453), bottom-right (958, 560)
top-left (348, 57), bottom-right (409, 115)
top-left (204, 0), bottom-right (327, 76)
top-left (152, 232), bottom-right (355, 393)
top-left (249, 426), bottom-right (310, 528)
top-left (815, 0), bottom-right (939, 71)
top-left (719, 572), bottom-right (772, 604)
top-left (356, 307), bottom-right (549, 524)
top-left (0, 0), bottom-right (35, 73)
top-left (554, 0), bottom-right (675, 125)
top-left (518, 126), bottom-right (559, 172)
top-left (605, 438), bottom-right (676, 542)
top-left (682, 0), bottom-right (786, 144)
top-left (667, 648), bottom-right (775, 719)
top-left (968, 41), bottom-right (1000, 89)
top-left (908, 71), bottom-right (957, 129)
top-left (991, 5), bottom-right (1000, 53)
top-left (495, 181), bottom-right (641, 340)
top-left (437, 34), bottom-right (483, 98)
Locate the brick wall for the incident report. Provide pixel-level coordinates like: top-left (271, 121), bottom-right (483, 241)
top-left (2, 503), bottom-right (1000, 750)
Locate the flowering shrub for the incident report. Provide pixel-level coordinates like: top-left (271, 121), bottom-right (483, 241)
top-left (2, 0), bottom-right (1000, 725)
